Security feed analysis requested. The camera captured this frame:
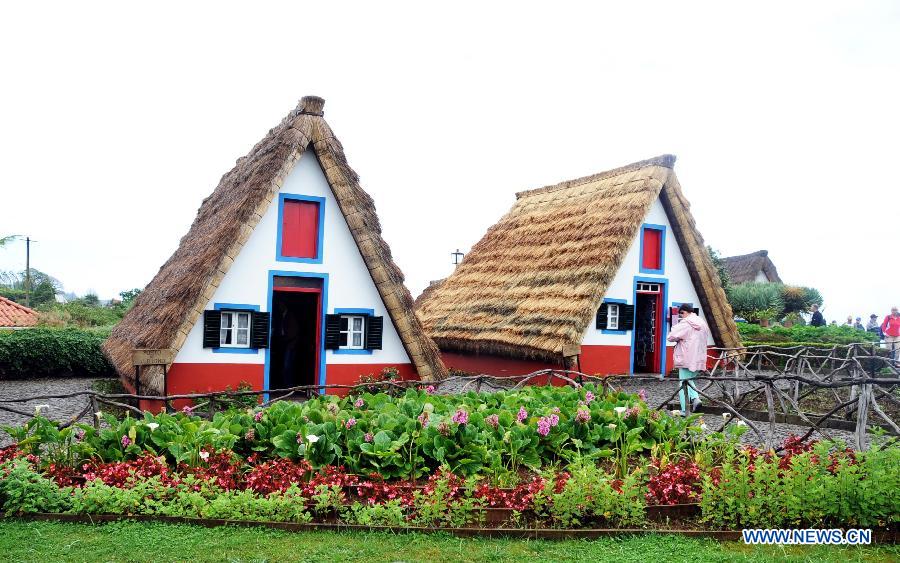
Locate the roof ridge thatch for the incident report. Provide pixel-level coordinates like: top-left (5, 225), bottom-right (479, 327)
top-left (515, 154), bottom-right (676, 200)
top-left (104, 96), bottom-right (445, 392)
top-left (722, 250), bottom-right (783, 284)
top-left (417, 156), bottom-right (739, 362)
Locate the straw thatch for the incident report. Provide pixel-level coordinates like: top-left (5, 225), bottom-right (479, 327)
top-left (722, 250), bottom-right (782, 284)
top-left (413, 279), bottom-right (446, 309)
top-left (416, 155), bottom-right (740, 363)
top-left (104, 96), bottom-right (446, 393)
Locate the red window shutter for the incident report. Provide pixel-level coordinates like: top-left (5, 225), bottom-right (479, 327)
top-left (282, 200), bottom-right (319, 258)
top-left (642, 228), bottom-right (662, 270)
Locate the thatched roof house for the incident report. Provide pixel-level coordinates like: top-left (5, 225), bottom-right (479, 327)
top-left (417, 155), bottom-right (739, 376)
top-left (722, 250), bottom-right (782, 284)
top-left (105, 96), bottom-right (444, 398)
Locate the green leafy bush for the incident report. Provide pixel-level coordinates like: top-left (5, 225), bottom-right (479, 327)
top-left (727, 283), bottom-right (784, 322)
top-left (549, 462), bottom-right (646, 527)
top-left (738, 323), bottom-right (879, 345)
top-left (0, 327), bottom-right (114, 379)
top-left (0, 460), bottom-right (73, 514)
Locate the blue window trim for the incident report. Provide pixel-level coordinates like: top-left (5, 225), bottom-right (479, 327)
top-left (263, 270), bottom-right (329, 400)
top-left (629, 276), bottom-right (669, 376)
top-left (276, 193), bottom-right (326, 264)
top-left (601, 298), bottom-right (627, 335)
top-left (332, 308), bottom-right (375, 355)
top-left (638, 223), bottom-right (667, 275)
top-left (212, 303), bottom-right (261, 354)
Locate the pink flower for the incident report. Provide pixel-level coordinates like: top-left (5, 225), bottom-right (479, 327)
top-left (485, 414), bottom-right (499, 429)
top-left (585, 391), bottom-right (595, 404)
top-left (548, 414), bottom-right (560, 427)
top-left (182, 406), bottom-right (194, 416)
top-left (625, 406), bottom-right (641, 419)
top-left (537, 417), bottom-right (551, 437)
top-left (451, 408), bottom-right (469, 425)
top-left (575, 408), bottom-right (591, 424)
top-left (75, 429), bottom-right (85, 440)
top-left (417, 411), bottom-right (430, 427)
top-left (425, 385), bottom-right (435, 393)
top-left (438, 421), bottom-right (451, 436)
top-left (354, 398), bottom-right (365, 408)
top-left (245, 428), bottom-right (255, 441)
top-left (516, 406), bottom-right (528, 423)
top-left (364, 432), bottom-right (374, 443)
top-left (345, 417), bottom-right (357, 429)
top-left (253, 411), bottom-right (264, 423)
top-left (638, 389), bottom-right (648, 402)
top-left (120, 435), bottom-right (131, 448)
top-left (551, 407), bottom-right (561, 414)
top-left (296, 432), bottom-right (303, 444)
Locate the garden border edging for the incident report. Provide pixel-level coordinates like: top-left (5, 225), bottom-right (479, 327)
top-left (4, 513), bottom-right (898, 543)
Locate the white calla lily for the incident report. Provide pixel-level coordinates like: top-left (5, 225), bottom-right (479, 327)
top-left (307, 434), bottom-right (319, 443)
top-left (613, 406), bottom-right (627, 415)
top-left (145, 423), bottom-right (159, 431)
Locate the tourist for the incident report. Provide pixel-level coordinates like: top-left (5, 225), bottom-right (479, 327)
top-left (809, 304), bottom-right (826, 327)
top-left (867, 314), bottom-right (881, 336)
top-left (667, 303), bottom-right (710, 413)
top-left (881, 307), bottom-right (900, 360)
top-left (854, 317), bottom-right (865, 331)
top-left (844, 316), bottom-right (854, 327)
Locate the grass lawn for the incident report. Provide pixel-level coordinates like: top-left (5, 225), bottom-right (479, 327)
top-left (0, 520), bottom-right (896, 562)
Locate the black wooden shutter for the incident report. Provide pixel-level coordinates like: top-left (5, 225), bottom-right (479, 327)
top-left (622, 304), bottom-right (636, 330)
top-left (365, 316), bottom-right (384, 350)
top-left (596, 303), bottom-right (608, 329)
top-left (325, 314), bottom-right (342, 349)
top-left (250, 312), bottom-right (270, 349)
top-left (202, 310), bottom-right (222, 348)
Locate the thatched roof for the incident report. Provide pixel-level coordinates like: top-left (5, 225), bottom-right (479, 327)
top-left (416, 155), bottom-right (740, 362)
top-left (413, 279), bottom-right (446, 309)
top-left (722, 250), bottom-right (782, 284)
top-left (104, 96), bottom-right (446, 392)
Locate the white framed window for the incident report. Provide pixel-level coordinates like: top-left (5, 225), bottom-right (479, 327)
top-left (220, 311), bottom-right (251, 348)
top-left (637, 282), bottom-right (661, 293)
top-left (340, 315), bottom-right (365, 349)
top-left (607, 304), bottom-right (620, 330)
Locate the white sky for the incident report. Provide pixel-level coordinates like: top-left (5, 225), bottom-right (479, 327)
top-left (1, 1), bottom-right (898, 323)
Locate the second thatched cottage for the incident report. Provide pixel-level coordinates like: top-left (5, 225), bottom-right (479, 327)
top-left (416, 155), bottom-right (740, 377)
top-left (104, 96), bottom-right (445, 404)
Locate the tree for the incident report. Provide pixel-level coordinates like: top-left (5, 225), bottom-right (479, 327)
top-left (707, 246), bottom-right (731, 293)
top-left (0, 268), bottom-right (61, 308)
top-left (119, 288), bottom-right (142, 306)
top-left (0, 235), bottom-right (19, 248)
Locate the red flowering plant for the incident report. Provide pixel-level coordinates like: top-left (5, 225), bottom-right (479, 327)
top-left (353, 472), bottom-right (417, 506)
top-left (473, 474), bottom-right (550, 511)
top-left (177, 450), bottom-right (245, 491)
top-left (646, 457), bottom-right (702, 505)
top-left (243, 457), bottom-right (313, 495)
top-left (0, 444), bottom-right (24, 464)
top-left (81, 453), bottom-right (174, 488)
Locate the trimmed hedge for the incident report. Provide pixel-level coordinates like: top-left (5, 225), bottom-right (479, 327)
top-left (738, 323), bottom-right (879, 345)
top-left (0, 328), bottom-right (115, 380)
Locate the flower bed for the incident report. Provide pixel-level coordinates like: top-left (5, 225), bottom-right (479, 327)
top-left (1, 386), bottom-right (898, 532)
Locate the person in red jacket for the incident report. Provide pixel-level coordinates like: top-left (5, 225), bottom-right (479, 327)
top-left (882, 307), bottom-right (900, 361)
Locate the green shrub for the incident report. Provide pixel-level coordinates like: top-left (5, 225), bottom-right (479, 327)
top-left (0, 460), bottom-right (73, 514)
top-left (0, 327), bottom-right (115, 379)
top-left (549, 463), bottom-right (646, 527)
top-left (727, 283), bottom-right (784, 322)
top-left (738, 323), bottom-right (879, 345)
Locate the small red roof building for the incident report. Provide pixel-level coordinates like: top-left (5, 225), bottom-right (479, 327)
top-left (0, 295), bottom-right (39, 328)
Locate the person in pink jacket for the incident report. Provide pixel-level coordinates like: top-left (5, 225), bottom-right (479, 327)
top-left (667, 303), bottom-right (710, 412)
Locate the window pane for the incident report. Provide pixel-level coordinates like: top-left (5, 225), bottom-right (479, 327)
top-left (237, 314), bottom-right (249, 329)
top-left (352, 333), bottom-right (362, 347)
top-left (236, 329), bottom-right (249, 345)
top-left (221, 313), bottom-right (232, 329)
top-left (352, 317), bottom-right (363, 331)
top-left (338, 333), bottom-right (348, 347)
top-left (220, 328), bottom-right (231, 345)
top-left (340, 316), bottom-right (349, 330)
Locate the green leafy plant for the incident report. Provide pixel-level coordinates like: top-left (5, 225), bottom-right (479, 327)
top-left (0, 327), bottom-right (114, 379)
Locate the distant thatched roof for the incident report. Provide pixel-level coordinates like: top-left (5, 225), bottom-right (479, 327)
top-left (722, 250), bottom-right (782, 284)
top-left (416, 155), bottom-right (740, 362)
top-left (104, 96), bottom-right (445, 392)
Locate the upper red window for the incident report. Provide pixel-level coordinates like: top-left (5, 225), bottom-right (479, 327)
top-left (281, 199), bottom-right (320, 259)
top-left (641, 227), bottom-right (663, 271)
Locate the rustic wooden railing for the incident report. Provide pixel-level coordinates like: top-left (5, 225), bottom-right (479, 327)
top-left (2, 344), bottom-right (897, 451)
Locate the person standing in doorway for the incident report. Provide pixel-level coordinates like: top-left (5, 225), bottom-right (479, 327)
top-left (809, 304), bottom-right (826, 327)
top-left (667, 303), bottom-right (710, 412)
top-left (881, 307), bottom-right (900, 361)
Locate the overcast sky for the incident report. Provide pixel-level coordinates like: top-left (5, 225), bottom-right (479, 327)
top-left (1, 1), bottom-right (898, 322)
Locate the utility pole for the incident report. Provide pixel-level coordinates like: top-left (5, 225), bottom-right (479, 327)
top-left (24, 237), bottom-right (34, 307)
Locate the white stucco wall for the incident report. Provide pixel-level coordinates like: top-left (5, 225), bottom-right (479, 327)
top-left (174, 150), bottom-right (412, 366)
top-left (754, 271), bottom-right (769, 283)
top-left (581, 197), bottom-right (714, 347)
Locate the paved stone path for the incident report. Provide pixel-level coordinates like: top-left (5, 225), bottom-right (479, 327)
top-left (0, 378), bottom-right (110, 446)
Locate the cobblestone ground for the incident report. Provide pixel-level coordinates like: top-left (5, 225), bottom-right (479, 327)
top-left (436, 374), bottom-right (866, 448)
top-left (0, 378), bottom-right (111, 446)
